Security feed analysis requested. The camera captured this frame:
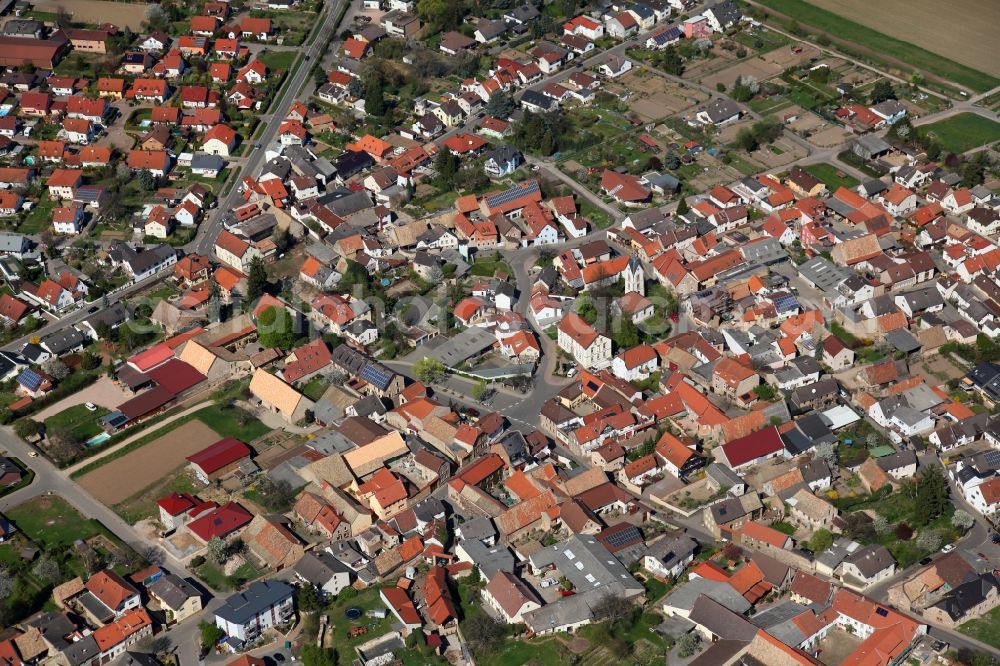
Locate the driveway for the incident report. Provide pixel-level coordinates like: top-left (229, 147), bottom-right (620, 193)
top-left (33, 375), bottom-right (131, 421)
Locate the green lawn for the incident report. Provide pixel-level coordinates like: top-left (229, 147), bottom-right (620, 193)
top-left (197, 561), bottom-right (263, 591)
top-left (301, 377), bottom-right (328, 401)
top-left (6, 495), bottom-right (106, 548)
top-left (19, 198), bottom-right (56, 234)
top-left (196, 404), bottom-right (271, 442)
top-left (959, 605), bottom-right (1000, 650)
top-left (804, 163), bottom-right (859, 190)
top-left (258, 50), bottom-right (298, 73)
top-left (113, 469), bottom-right (200, 524)
top-left (754, 0), bottom-right (1000, 93)
top-left (918, 113), bottom-right (1000, 154)
top-left (771, 521), bottom-right (797, 535)
top-left (44, 404), bottom-right (109, 442)
top-left (469, 256), bottom-right (514, 278)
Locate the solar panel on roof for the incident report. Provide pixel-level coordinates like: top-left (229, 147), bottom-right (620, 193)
top-left (487, 181), bottom-right (539, 208)
top-left (774, 294), bottom-right (799, 313)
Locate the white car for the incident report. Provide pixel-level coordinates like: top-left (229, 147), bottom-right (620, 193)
top-left (540, 578), bottom-right (558, 588)
top-left (84, 402), bottom-right (98, 412)
top-left (28, 451), bottom-right (38, 457)
top-left (941, 543), bottom-right (955, 553)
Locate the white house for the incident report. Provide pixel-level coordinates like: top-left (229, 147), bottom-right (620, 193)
top-left (557, 312), bottom-right (611, 369)
top-left (214, 581), bottom-right (295, 645)
top-left (611, 344), bottom-right (658, 382)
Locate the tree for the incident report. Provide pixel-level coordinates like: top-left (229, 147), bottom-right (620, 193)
top-left (808, 528), bottom-right (833, 553)
top-left (675, 197), bottom-right (689, 215)
top-left (416, 0), bottom-right (466, 32)
top-left (872, 515), bottom-right (891, 536)
top-left (363, 70), bottom-right (387, 118)
top-left (137, 169), bottom-right (156, 191)
top-left (730, 76), bottom-right (757, 103)
top-left (257, 306), bottom-right (298, 350)
top-left (914, 464), bottom-right (949, 526)
top-left (916, 531), bottom-right (942, 552)
top-left (245, 257), bottom-right (268, 304)
top-left (414, 357), bottom-right (446, 384)
top-left (869, 79), bottom-right (896, 105)
top-left (485, 91), bottom-right (516, 120)
top-left (677, 633), bottom-right (700, 658)
top-left (925, 141), bottom-right (942, 162)
top-left (471, 380), bottom-right (488, 401)
top-left (952, 509), bottom-right (975, 531)
top-left (206, 537), bottom-right (226, 565)
top-left (815, 442), bottom-right (837, 469)
top-left (664, 153), bottom-right (681, 170)
top-left (591, 593), bottom-right (637, 632)
top-left (300, 645), bottom-right (337, 666)
top-left (13, 418), bottom-right (38, 440)
top-left (752, 384), bottom-right (777, 401)
top-left (33, 556), bottom-right (61, 583)
top-left (434, 149), bottom-right (459, 190)
top-left (464, 614), bottom-right (506, 655)
top-left (614, 316), bottom-right (640, 349)
top-left (252, 477), bottom-right (296, 512)
top-left (735, 126), bottom-right (758, 152)
top-left (0, 568), bottom-right (12, 600)
top-left (297, 584), bottom-right (322, 612)
top-left (41, 358), bottom-right (70, 380)
top-left (272, 226), bottom-right (292, 254)
top-left (198, 620), bottom-right (225, 649)
top-left (961, 152), bottom-right (989, 188)
top-left (659, 45), bottom-right (684, 76)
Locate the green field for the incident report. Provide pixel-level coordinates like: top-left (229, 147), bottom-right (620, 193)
top-left (959, 605), bottom-right (1000, 650)
top-left (470, 256), bottom-right (514, 278)
top-left (44, 404), bottom-right (109, 442)
top-left (918, 113), bottom-right (1000, 154)
top-left (804, 163), bottom-right (860, 190)
top-left (754, 0), bottom-right (1000, 93)
top-left (6, 495), bottom-right (108, 548)
top-left (258, 49), bottom-right (298, 72)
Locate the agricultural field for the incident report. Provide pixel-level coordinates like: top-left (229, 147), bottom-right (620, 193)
top-left (30, 0), bottom-right (148, 28)
top-left (917, 113), bottom-right (1000, 154)
top-left (754, 0), bottom-right (1000, 92)
top-left (806, 0), bottom-right (1000, 79)
top-left (77, 420), bottom-right (223, 506)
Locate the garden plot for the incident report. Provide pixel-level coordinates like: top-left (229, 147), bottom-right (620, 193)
top-left (621, 72), bottom-right (708, 122)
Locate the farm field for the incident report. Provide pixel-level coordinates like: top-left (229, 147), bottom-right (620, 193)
top-left (753, 0), bottom-right (1000, 92)
top-left (77, 420), bottom-right (221, 505)
top-left (918, 113), bottom-right (1000, 154)
top-left (806, 0), bottom-right (1000, 78)
top-left (30, 0), bottom-right (148, 28)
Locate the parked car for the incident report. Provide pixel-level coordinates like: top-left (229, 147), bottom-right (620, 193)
top-left (941, 543), bottom-right (955, 553)
top-left (84, 402), bottom-right (97, 412)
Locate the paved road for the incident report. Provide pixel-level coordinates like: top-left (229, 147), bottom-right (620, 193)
top-left (188, 0), bottom-right (348, 257)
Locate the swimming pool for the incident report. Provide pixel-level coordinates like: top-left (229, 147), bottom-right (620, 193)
top-left (86, 432), bottom-right (111, 447)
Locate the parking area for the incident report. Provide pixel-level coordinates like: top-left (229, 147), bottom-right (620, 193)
top-left (33, 375), bottom-right (131, 421)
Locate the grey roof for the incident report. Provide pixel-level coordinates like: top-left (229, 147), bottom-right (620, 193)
top-left (706, 0), bottom-right (742, 27)
top-left (521, 89), bottom-right (555, 110)
top-left (458, 539), bottom-right (515, 579)
top-left (484, 144), bottom-right (522, 166)
top-left (815, 538), bottom-right (861, 569)
top-left (215, 580), bottom-right (294, 625)
top-left (529, 534), bottom-right (642, 594)
top-left (884, 329), bottom-right (921, 353)
top-left (706, 462), bottom-right (744, 492)
top-left (797, 257), bottom-right (850, 291)
top-left (191, 154), bottom-right (225, 171)
top-left (750, 600), bottom-right (809, 646)
top-left (932, 573), bottom-right (1000, 622)
top-left (854, 134), bottom-right (891, 156)
top-left (41, 327), bottom-right (87, 354)
top-left (688, 595), bottom-right (757, 641)
top-left (0, 233), bottom-right (30, 253)
top-left (426, 326), bottom-right (496, 367)
top-left (82, 302), bottom-right (128, 330)
top-left (662, 577), bottom-right (752, 614)
top-left (700, 97), bottom-right (742, 123)
top-left (843, 544), bottom-right (894, 578)
top-left (293, 550), bottom-right (353, 586)
top-left (62, 635), bottom-right (100, 666)
top-left (147, 573), bottom-right (200, 610)
top-left (522, 581), bottom-right (639, 631)
top-left (645, 533), bottom-right (697, 569)
top-left (876, 449), bottom-right (917, 473)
